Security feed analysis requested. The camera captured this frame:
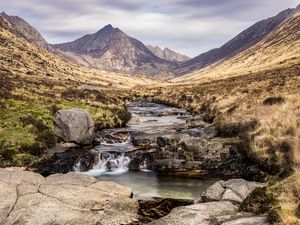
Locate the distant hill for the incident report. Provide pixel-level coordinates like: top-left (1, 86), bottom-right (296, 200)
top-left (147, 45), bottom-right (190, 62)
top-left (172, 7), bottom-right (296, 76)
top-left (172, 5), bottom-right (300, 83)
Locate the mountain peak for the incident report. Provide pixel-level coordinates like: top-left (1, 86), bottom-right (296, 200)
top-left (103, 24), bottom-right (113, 29)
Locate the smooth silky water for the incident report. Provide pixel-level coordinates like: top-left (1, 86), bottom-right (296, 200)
top-left (80, 102), bottom-right (218, 200)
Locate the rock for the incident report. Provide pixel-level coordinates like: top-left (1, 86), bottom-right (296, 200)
top-left (54, 108), bottom-right (95, 145)
top-left (222, 188), bottom-right (243, 203)
top-left (36, 147), bottom-right (98, 176)
top-left (201, 180), bottom-right (225, 201)
top-left (225, 179), bottom-right (266, 200)
top-left (149, 201), bottom-right (238, 225)
top-left (221, 216), bottom-right (268, 225)
top-left (199, 179), bottom-right (266, 203)
top-left (0, 169), bottom-right (138, 225)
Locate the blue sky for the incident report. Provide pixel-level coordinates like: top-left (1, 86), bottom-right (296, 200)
top-left (1, 0), bottom-right (299, 56)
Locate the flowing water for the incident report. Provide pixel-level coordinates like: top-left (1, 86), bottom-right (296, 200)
top-left (80, 102), bottom-right (217, 200)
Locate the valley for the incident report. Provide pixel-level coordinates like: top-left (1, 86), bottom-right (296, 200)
top-left (0, 3), bottom-right (299, 225)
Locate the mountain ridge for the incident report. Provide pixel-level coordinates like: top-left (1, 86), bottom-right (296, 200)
top-left (146, 45), bottom-right (190, 62)
top-left (52, 25), bottom-right (176, 77)
top-left (172, 7), bottom-right (297, 75)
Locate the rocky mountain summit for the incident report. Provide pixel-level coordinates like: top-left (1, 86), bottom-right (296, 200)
top-left (147, 45), bottom-right (190, 62)
top-left (52, 25), bottom-right (176, 77)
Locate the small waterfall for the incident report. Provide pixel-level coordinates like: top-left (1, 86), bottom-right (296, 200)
top-left (85, 152), bottom-right (131, 176)
top-left (73, 161), bottom-right (81, 172)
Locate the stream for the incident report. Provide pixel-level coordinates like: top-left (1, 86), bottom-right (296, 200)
top-left (77, 102), bottom-right (218, 200)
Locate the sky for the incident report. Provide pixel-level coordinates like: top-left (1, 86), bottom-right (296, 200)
top-left (0, 0), bottom-right (299, 57)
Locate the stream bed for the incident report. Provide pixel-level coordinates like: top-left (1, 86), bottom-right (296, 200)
top-left (82, 101), bottom-right (218, 200)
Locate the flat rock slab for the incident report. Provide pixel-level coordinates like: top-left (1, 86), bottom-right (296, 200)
top-left (149, 201), bottom-right (269, 225)
top-left (0, 169), bottom-right (138, 225)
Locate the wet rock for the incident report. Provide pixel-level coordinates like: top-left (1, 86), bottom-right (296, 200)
top-left (54, 108), bottom-right (95, 145)
top-left (36, 147), bottom-right (98, 176)
top-left (0, 169), bottom-right (138, 225)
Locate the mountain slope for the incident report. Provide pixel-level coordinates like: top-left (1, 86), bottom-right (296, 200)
top-left (52, 25), bottom-right (175, 77)
top-left (147, 45), bottom-right (190, 62)
top-left (0, 12), bottom-right (50, 50)
top-left (172, 6), bottom-right (300, 84)
top-left (173, 7), bottom-right (296, 76)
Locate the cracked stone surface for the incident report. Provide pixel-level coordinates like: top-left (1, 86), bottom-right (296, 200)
top-left (0, 169), bottom-right (138, 225)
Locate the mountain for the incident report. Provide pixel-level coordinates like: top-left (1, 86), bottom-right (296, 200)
top-left (0, 12), bottom-right (51, 50)
top-left (173, 7), bottom-right (296, 75)
top-left (52, 25), bottom-right (175, 77)
top-left (147, 45), bottom-right (190, 62)
top-left (172, 5), bottom-right (300, 83)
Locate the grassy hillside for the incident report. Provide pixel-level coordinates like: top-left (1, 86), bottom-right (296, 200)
top-left (0, 25), bottom-right (156, 167)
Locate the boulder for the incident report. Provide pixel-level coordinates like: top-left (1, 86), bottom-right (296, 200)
top-left (0, 169), bottom-right (138, 225)
top-left (222, 189), bottom-right (243, 203)
top-left (54, 108), bottom-right (95, 145)
top-left (199, 179), bottom-right (266, 203)
top-left (201, 180), bottom-right (225, 201)
top-left (149, 201), bottom-right (238, 225)
top-left (225, 179), bottom-right (266, 200)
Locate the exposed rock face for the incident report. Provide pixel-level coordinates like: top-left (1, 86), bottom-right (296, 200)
top-left (52, 25), bottom-right (175, 77)
top-left (147, 45), bottom-right (190, 62)
top-left (0, 12), bottom-right (51, 50)
top-left (54, 108), bottom-right (95, 145)
top-left (200, 179), bottom-right (266, 203)
top-left (0, 169), bottom-right (138, 225)
top-left (173, 8), bottom-right (295, 75)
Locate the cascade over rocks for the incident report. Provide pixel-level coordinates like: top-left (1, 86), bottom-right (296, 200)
top-left (54, 108), bottom-right (95, 145)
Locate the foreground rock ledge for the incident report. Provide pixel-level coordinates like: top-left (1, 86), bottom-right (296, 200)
top-left (0, 169), bottom-right (138, 225)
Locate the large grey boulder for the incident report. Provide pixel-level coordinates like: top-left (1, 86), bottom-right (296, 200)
top-left (200, 179), bottom-right (266, 203)
top-left (54, 108), bottom-right (95, 145)
top-left (0, 169), bottom-right (138, 225)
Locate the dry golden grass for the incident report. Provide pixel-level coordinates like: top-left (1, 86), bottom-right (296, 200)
top-left (269, 171), bottom-right (300, 225)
